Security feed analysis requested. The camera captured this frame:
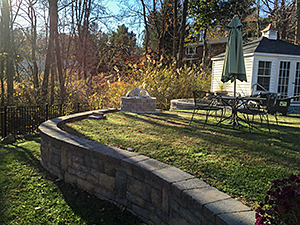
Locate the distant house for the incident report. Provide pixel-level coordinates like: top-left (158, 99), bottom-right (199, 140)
top-left (211, 24), bottom-right (300, 106)
top-left (183, 36), bottom-right (228, 62)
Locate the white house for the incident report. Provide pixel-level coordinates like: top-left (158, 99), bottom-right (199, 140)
top-left (211, 24), bottom-right (300, 106)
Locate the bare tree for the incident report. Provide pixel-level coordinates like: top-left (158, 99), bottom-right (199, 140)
top-left (28, 1), bottom-right (39, 90)
top-left (261, 0), bottom-right (296, 41)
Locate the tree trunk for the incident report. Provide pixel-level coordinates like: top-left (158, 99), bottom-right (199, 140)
top-left (201, 28), bottom-right (208, 68)
top-left (173, 0), bottom-right (178, 60)
top-left (42, 0), bottom-right (56, 102)
top-left (50, 62), bottom-right (56, 105)
top-left (55, 35), bottom-right (65, 104)
top-left (82, 0), bottom-right (91, 80)
top-left (2, 0), bottom-right (14, 105)
top-left (0, 7), bottom-right (5, 105)
top-left (29, 5), bottom-right (39, 89)
top-left (50, 0), bottom-right (65, 104)
top-left (256, 0), bottom-right (260, 38)
top-left (0, 61), bottom-right (4, 106)
top-left (141, 0), bottom-right (149, 58)
top-left (153, 0), bottom-right (163, 59)
top-left (177, 0), bottom-right (188, 68)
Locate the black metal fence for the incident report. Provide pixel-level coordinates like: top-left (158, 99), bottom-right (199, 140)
top-left (0, 103), bottom-right (90, 138)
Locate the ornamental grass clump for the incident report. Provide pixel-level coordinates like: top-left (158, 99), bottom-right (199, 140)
top-left (255, 174), bottom-right (300, 225)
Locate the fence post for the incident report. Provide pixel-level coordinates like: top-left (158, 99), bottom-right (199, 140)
top-left (3, 106), bottom-right (7, 137)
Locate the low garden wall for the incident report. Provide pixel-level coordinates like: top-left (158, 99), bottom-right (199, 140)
top-left (39, 109), bottom-right (255, 225)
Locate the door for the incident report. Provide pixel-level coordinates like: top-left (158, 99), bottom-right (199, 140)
top-left (277, 61), bottom-right (290, 96)
top-left (293, 62), bottom-right (300, 102)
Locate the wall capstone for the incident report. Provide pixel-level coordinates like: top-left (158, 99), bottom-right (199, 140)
top-left (39, 109), bottom-right (255, 225)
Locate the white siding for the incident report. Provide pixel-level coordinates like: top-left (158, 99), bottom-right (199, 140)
top-left (236, 56), bottom-right (254, 96)
top-left (211, 56), bottom-right (254, 96)
top-left (211, 60), bottom-right (224, 92)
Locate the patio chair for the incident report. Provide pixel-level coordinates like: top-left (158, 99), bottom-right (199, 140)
top-left (237, 99), bottom-right (270, 133)
top-left (271, 95), bottom-right (300, 115)
top-left (189, 90), bottom-right (224, 127)
top-left (252, 83), bottom-right (300, 118)
top-left (264, 94), bottom-right (300, 124)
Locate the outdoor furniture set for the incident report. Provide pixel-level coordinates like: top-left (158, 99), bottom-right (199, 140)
top-left (189, 90), bottom-right (300, 132)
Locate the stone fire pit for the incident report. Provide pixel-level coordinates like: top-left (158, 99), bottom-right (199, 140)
top-left (120, 88), bottom-right (158, 113)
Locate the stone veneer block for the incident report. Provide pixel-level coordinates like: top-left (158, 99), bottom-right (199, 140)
top-left (127, 176), bottom-right (151, 201)
top-left (115, 170), bottom-right (127, 199)
top-left (135, 158), bottom-right (169, 172)
top-left (99, 173), bottom-right (115, 192)
top-left (91, 144), bottom-right (136, 165)
top-left (152, 166), bottom-right (194, 190)
top-left (204, 198), bottom-right (251, 216)
top-left (216, 211), bottom-right (256, 225)
top-left (171, 178), bottom-right (210, 198)
top-left (121, 155), bottom-right (149, 170)
top-left (184, 187), bottom-right (231, 211)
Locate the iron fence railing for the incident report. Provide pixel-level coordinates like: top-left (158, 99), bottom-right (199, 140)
top-left (0, 102), bottom-right (90, 138)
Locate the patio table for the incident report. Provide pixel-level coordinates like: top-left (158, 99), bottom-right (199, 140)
top-left (216, 95), bottom-right (268, 131)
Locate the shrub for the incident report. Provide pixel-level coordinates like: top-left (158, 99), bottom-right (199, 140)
top-left (7, 57), bottom-right (211, 111)
top-left (255, 174), bottom-right (300, 225)
top-left (131, 58), bottom-right (211, 110)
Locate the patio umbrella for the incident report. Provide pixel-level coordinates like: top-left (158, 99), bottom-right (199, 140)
top-left (221, 15), bottom-right (246, 97)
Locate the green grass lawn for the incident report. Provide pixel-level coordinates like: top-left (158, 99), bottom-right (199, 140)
top-left (62, 110), bottom-right (300, 209)
top-left (0, 136), bottom-right (143, 225)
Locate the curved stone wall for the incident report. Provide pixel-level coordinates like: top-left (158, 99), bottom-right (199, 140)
top-left (39, 109), bottom-right (255, 225)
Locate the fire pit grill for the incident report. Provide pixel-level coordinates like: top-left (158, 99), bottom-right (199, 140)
top-left (120, 88), bottom-right (158, 113)
top-left (126, 88), bottom-right (151, 98)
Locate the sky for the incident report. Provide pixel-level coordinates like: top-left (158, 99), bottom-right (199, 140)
top-left (12, 0), bottom-right (144, 45)
top-left (103, 0), bottom-right (144, 45)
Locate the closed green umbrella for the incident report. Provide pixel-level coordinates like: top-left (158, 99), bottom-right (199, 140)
top-left (221, 16), bottom-right (246, 97)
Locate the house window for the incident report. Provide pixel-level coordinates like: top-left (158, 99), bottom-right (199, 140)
top-left (294, 62), bottom-right (300, 101)
top-left (257, 61), bottom-right (271, 91)
top-left (277, 61), bottom-right (290, 96)
top-left (186, 47), bottom-right (197, 55)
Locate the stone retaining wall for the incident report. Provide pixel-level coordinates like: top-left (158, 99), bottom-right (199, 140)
top-left (38, 109), bottom-right (255, 225)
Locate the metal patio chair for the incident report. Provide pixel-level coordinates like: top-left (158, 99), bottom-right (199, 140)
top-left (237, 98), bottom-right (271, 133)
top-left (189, 91), bottom-right (224, 127)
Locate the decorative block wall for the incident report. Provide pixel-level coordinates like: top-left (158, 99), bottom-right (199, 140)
top-left (39, 109), bottom-right (255, 225)
top-left (120, 97), bottom-right (157, 113)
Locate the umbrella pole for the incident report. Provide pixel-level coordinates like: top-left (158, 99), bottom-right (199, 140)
top-left (232, 76), bottom-right (238, 126)
top-left (234, 75), bottom-right (236, 98)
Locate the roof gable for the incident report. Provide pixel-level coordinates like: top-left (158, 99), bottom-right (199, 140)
top-left (254, 38), bottom-right (300, 55)
top-left (213, 37), bottom-right (300, 59)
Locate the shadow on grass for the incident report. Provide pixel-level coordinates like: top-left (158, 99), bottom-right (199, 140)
top-left (0, 135), bottom-right (142, 225)
top-left (120, 111), bottom-right (300, 169)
